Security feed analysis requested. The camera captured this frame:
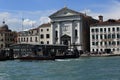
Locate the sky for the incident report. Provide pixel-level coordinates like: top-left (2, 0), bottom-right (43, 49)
top-left (0, 0), bottom-right (120, 31)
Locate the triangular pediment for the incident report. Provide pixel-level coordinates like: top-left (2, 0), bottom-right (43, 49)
top-left (61, 34), bottom-right (71, 41)
top-left (49, 7), bottom-right (84, 18)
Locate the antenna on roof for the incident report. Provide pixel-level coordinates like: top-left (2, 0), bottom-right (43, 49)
top-left (22, 18), bottom-right (24, 31)
top-left (21, 11), bottom-right (24, 31)
top-left (64, 5), bottom-right (67, 8)
top-left (64, 0), bottom-right (67, 8)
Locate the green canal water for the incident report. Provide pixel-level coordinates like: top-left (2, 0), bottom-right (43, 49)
top-left (0, 57), bottom-right (120, 80)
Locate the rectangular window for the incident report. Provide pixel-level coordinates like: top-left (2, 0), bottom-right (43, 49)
top-left (112, 28), bottom-right (115, 31)
top-left (46, 34), bottom-right (50, 38)
top-left (47, 41), bottom-right (49, 44)
top-left (40, 34), bottom-right (44, 39)
top-left (112, 34), bottom-right (115, 39)
top-left (112, 41), bottom-right (116, 45)
top-left (26, 38), bottom-right (28, 42)
top-left (117, 34), bottom-right (119, 38)
top-left (100, 34), bottom-right (103, 39)
top-left (30, 37), bottom-right (32, 42)
top-left (96, 29), bottom-right (99, 32)
top-left (91, 29), bottom-right (94, 32)
top-left (104, 34), bottom-right (107, 39)
top-left (108, 34), bottom-right (111, 39)
top-left (96, 35), bottom-right (98, 39)
top-left (24, 38), bottom-right (25, 42)
top-left (47, 29), bottom-right (49, 31)
top-left (92, 35), bottom-right (95, 39)
top-left (104, 42), bottom-right (107, 45)
top-left (100, 42), bottom-right (102, 46)
top-left (21, 38), bottom-right (23, 42)
top-left (117, 41), bottom-right (120, 45)
top-left (100, 28), bottom-right (103, 32)
top-left (117, 27), bottom-right (119, 31)
top-left (18, 38), bottom-right (20, 42)
top-left (108, 28), bottom-right (110, 32)
top-left (41, 29), bottom-right (43, 32)
top-left (104, 28), bottom-right (106, 32)
top-left (35, 37), bottom-right (38, 42)
top-left (109, 41), bottom-right (111, 45)
top-left (96, 42), bottom-right (98, 46)
top-left (92, 42), bottom-right (95, 45)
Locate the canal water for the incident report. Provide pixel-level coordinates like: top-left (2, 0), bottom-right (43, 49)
top-left (0, 57), bottom-right (120, 80)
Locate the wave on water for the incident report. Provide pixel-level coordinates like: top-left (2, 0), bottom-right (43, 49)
top-left (55, 58), bottom-right (81, 62)
top-left (0, 73), bottom-right (9, 80)
top-left (55, 59), bottom-right (71, 62)
top-left (0, 73), bottom-right (9, 76)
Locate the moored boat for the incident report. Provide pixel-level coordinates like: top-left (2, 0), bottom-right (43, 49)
top-left (0, 57), bottom-right (14, 61)
top-left (16, 56), bottom-right (55, 60)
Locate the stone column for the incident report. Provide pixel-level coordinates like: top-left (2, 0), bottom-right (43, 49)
top-left (51, 22), bottom-right (55, 44)
top-left (71, 21), bottom-right (75, 44)
top-left (58, 22), bottom-right (61, 44)
top-left (78, 20), bottom-right (82, 50)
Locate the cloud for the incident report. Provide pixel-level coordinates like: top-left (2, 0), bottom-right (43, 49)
top-left (1, 0), bottom-right (120, 31)
top-left (39, 17), bottom-right (50, 24)
top-left (0, 10), bottom-right (55, 31)
top-left (23, 19), bottom-right (36, 26)
top-left (0, 12), bottom-right (10, 18)
top-left (104, 0), bottom-right (120, 19)
top-left (84, 0), bottom-right (120, 21)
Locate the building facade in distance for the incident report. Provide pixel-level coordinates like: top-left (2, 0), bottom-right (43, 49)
top-left (17, 28), bottom-right (39, 44)
top-left (49, 7), bottom-right (97, 51)
top-left (90, 16), bottom-right (120, 53)
top-left (0, 21), bottom-right (17, 49)
top-left (38, 23), bottom-right (51, 44)
top-left (17, 23), bottom-right (51, 45)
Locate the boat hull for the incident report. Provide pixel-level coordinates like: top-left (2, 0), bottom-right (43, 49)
top-left (55, 55), bottom-right (79, 59)
top-left (17, 56), bottom-right (55, 60)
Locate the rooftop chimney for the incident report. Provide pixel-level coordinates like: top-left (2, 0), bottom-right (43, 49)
top-left (98, 15), bottom-right (103, 22)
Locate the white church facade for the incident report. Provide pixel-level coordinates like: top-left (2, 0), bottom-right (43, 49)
top-left (49, 7), bottom-right (98, 51)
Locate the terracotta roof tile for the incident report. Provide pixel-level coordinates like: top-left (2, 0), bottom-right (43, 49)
top-left (39, 23), bottom-right (51, 27)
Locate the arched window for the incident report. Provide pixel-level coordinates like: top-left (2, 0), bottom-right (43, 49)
top-left (30, 37), bottom-right (32, 42)
top-left (75, 29), bottom-right (77, 38)
top-left (41, 41), bottom-right (44, 44)
top-left (1, 44), bottom-right (3, 48)
top-left (35, 37), bottom-right (38, 42)
top-left (55, 31), bottom-right (58, 38)
top-left (26, 38), bottom-right (28, 42)
top-left (21, 38), bottom-right (23, 42)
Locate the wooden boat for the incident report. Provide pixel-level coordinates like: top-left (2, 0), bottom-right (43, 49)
top-left (55, 49), bottom-right (80, 59)
top-left (17, 56), bottom-right (55, 60)
top-left (0, 57), bottom-right (14, 61)
top-left (55, 54), bottom-right (79, 59)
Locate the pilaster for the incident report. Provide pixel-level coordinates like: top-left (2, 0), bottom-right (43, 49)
top-left (58, 22), bottom-right (61, 44)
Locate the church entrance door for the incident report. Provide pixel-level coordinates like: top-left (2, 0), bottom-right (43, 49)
top-left (61, 34), bottom-right (71, 46)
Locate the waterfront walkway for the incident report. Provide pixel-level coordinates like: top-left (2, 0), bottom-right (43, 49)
top-left (80, 52), bottom-right (120, 57)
